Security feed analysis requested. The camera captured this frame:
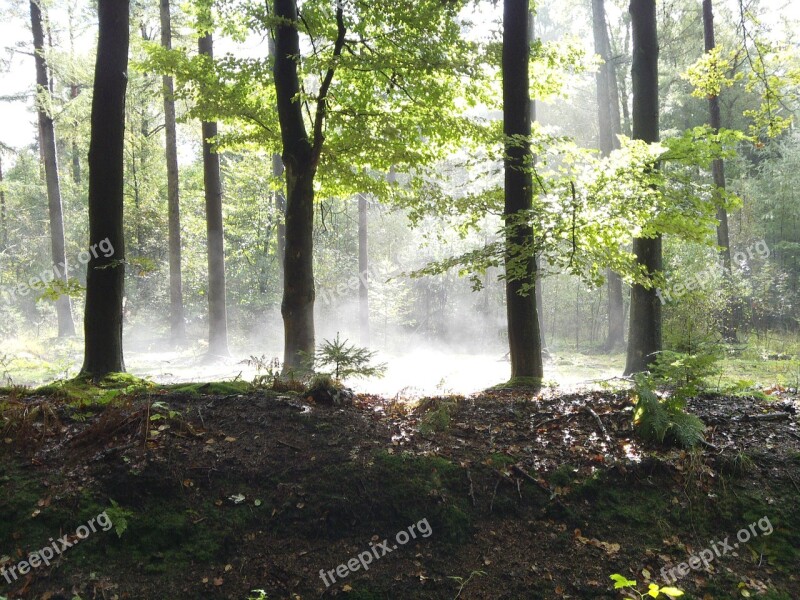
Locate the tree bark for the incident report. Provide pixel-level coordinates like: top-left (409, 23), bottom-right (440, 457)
top-left (30, 0), bottom-right (75, 337)
top-left (358, 193), bottom-right (369, 346)
top-left (703, 0), bottom-right (736, 340)
top-left (70, 84), bottom-right (81, 184)
top-left (624, 0), bottom-right (662, 375)
top-left (503, 0), bottom-right (543, 384)
top-left (530, 10), bottom-right (546, 352)
top-left (80, 0), bottom-right (129, 379)
top-left (161, 0), bottom-right (186, 345)
top-left (593, 0), bottom-right (626, 352)
top-left (273, 0), bottom-right (345, 372)
top-left (199, 33), bottom-right (230, 358)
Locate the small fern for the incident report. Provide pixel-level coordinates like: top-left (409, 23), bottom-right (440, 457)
top-left (633, 377), bottom-right (705, 448)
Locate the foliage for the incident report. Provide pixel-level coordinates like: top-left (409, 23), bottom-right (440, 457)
top-left (609, 574), bottom-right (683, 599)
top-left (314, 333), bottom-right (387, 380)
top-left (632, 377), bottom-right (706, 449)
top-left (449, 569), bottom-right (487, 600)
top-left (105, 499), bottom-right (134, 538)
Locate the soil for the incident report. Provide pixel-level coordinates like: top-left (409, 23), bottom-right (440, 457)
top-left (0, 383), bottom-right (799, 600)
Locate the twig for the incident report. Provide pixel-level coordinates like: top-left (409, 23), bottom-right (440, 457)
top-left (466, 469), bottom-right (477, 507)
top-left (583, 406), bottom-right (612, 445)
top-left (276, 438), bottom-right (304, 451)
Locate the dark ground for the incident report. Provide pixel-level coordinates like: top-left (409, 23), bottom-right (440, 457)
top-left (1, 381), bottom-right (799, 599)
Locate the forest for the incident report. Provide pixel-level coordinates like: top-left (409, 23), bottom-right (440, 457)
top-left (0, 0), bottom-right (799, 598)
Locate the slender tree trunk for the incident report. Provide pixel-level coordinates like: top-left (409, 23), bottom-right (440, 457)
top-left (0, 155), bottom-right (6, 251)
top-left (703, 0), bottom-right (736, 340)
top-left (503, 0), bottom-right (543, 384)
top-left (70, 84), bottom-right (81, 184)
top-left (358, 193), bottom-right (369, 346)
top-left (30, 0), bottom-right (75, 337)
top-left (593, 0), bottom-right (626, 352)
top-left (161, 0), bottom-right (186, 345)
top-left (624, 0), bottom-right (661, 376)
top-left (80, 0), bottom-right (129, 379)
top-left (199, 33), bottom-right (230, 358)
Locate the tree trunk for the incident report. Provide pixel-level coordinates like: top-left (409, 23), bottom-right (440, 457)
top-left (30, 0), bottom-right (75, 338)
top-left (358, 193), bottom-right (369, 346)
top-left (703, 0), bottom-right (736, 340)
top-left (593, 0), bottom-right (626, 352)
top-left (624, 0), bottom-right (662, 376)
top-left (161, 0), bottom-right (186, 345)
top-left (70, 84), bottom-right (81, 184)
top-left (199, 33), bottom-right (230, 358)
top-left (80, 0), bottom-right (129, 379)
top-left (503, 0), bottom-right (543, 384)
top-left (0, 154), bottom-right (6, 251)
top-left (273, 0), bottom-right (345, 372)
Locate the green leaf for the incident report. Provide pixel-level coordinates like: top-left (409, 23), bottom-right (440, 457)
top-left (660, 587), bottom-right (685, 598)
top-left (610, 574), bottom-right (637, 588)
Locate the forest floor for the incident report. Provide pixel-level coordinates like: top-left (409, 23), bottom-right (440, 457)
top-left (0, 377), bottom-right (799, 600)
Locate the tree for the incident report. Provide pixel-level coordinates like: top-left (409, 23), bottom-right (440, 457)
top-left (198, 30), bottom-right (230, 358)
top-left (80, 0), bottom-right (130, 379)
top-left (267, 32), bottom-right (285, 281)
top-left (272, 0), bottom-right (344, 371)
top-left (592, 0), bottom-right (626, 352)
top-left (160, 0), bottom-right (186, 345)
top-left (624, 0), bottom-right (661, 376)
top-left (358, 192), bottom-right (369, 346)
top-left (702, 0), bottom-right (735, 340)
top-left (503, 0), bottom-right (543, 384)
top-left (30, 0), bottom-right (75, 337)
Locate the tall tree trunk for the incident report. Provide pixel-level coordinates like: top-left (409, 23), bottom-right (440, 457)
top-left (273, 0), bottom-right (345, 372)
top-left (30, 0), bottom-right (75, 338)
top-left (358, 193), bottom-right (369, 346)
top-left (703, 0), bottom-right (736, 341)
top-left (593, 0), bottom-right (626, 352)
top-left (80, 0), bottom-right (129, 379)
top-left (624, 0), bottom-right (662, 376)
top-left (161, 0), bottom-right (186, 345)
top-left (503, 0), bottom-right (543, 384)
top-left (0, 154), bottom-right (6, 251)
top-left (199, 33), bottom-right (230, 358)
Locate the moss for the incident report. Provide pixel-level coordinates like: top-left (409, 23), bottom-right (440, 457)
top-left (35, 373), bottom-right (155, 406)
top-left (419, 403), bottom-right (452, 434)
top-left (490, 376), bottom-right (543, 391)
top-left (162, 380), bottom-right (252, 396)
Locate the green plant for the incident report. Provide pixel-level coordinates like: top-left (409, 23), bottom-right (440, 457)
top-left (105, 499), bottom-right (134, 538)
top-left (243, 355), bottom-right (282, 389)
top-left (633, 377), bottom-right (706, 448)
top-left (314, 333), bottom-right (387, 380)
top-left (449, 570), bottom-right (486, 599)
top-left (247, 591), bottom-right (268, 600)
top-left (610, 574), bottom-right (683, 598)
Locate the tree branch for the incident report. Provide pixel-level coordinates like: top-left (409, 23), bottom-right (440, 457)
top-left (311, 4), bottom-right (346, 164)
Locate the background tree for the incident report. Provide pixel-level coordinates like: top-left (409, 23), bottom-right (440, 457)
top-left (80, 0), bottom-right (130, 378)
top-left (198, 28), bottom-right (230, 358)
top-left (160, 0), bottom-right (186, 345)
top-left (30, 0), bottom-right (75, 337)
top-left (593, 0), bottom-right (626, 352)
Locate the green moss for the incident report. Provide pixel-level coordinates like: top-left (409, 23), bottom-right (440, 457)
top-left (547, 464), bottom-right (578, 487)
top-left (35, 373), bottom-right (155, 405)
top-left (490, 376), bottom-right (543, 390)
top-left (419, 403), bottom-right (453, 434)
top-left (162, 380), bottom-right (252, 396)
